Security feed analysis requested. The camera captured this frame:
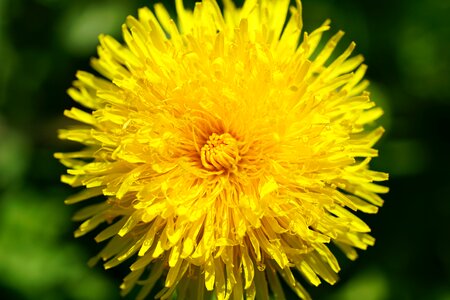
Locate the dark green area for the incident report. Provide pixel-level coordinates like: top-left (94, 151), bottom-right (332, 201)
top-left (0, 0), bottom-right (449, 299)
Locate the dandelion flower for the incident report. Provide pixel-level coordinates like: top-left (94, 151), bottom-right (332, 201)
top-left (56, 0), bottom-right (388, 299)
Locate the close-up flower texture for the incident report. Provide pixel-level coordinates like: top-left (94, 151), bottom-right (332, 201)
top-left (56, 0), bottom-right (388, 299)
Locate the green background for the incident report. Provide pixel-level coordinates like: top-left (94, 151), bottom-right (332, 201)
top-left (0, 0), bottom-right (449, 299)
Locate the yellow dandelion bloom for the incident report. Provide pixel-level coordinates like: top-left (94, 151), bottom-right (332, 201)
top-left (56, 0), bottom-right (388, 299)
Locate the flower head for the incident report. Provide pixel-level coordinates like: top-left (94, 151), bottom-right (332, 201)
top-left (56, 0), bottom-right (388, 299)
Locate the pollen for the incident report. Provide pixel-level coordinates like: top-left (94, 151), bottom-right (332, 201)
top-left (200, 133), bottom-right (240, 171)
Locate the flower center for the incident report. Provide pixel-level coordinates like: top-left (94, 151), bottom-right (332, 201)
top-left (200, 133), bottom-right (240, 171)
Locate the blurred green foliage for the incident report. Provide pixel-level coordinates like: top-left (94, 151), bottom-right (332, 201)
top-left (0, 0), bottom-right (449, 299)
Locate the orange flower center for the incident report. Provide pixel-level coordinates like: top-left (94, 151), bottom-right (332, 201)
top-left (200, 133), bottom-right (240, 171)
